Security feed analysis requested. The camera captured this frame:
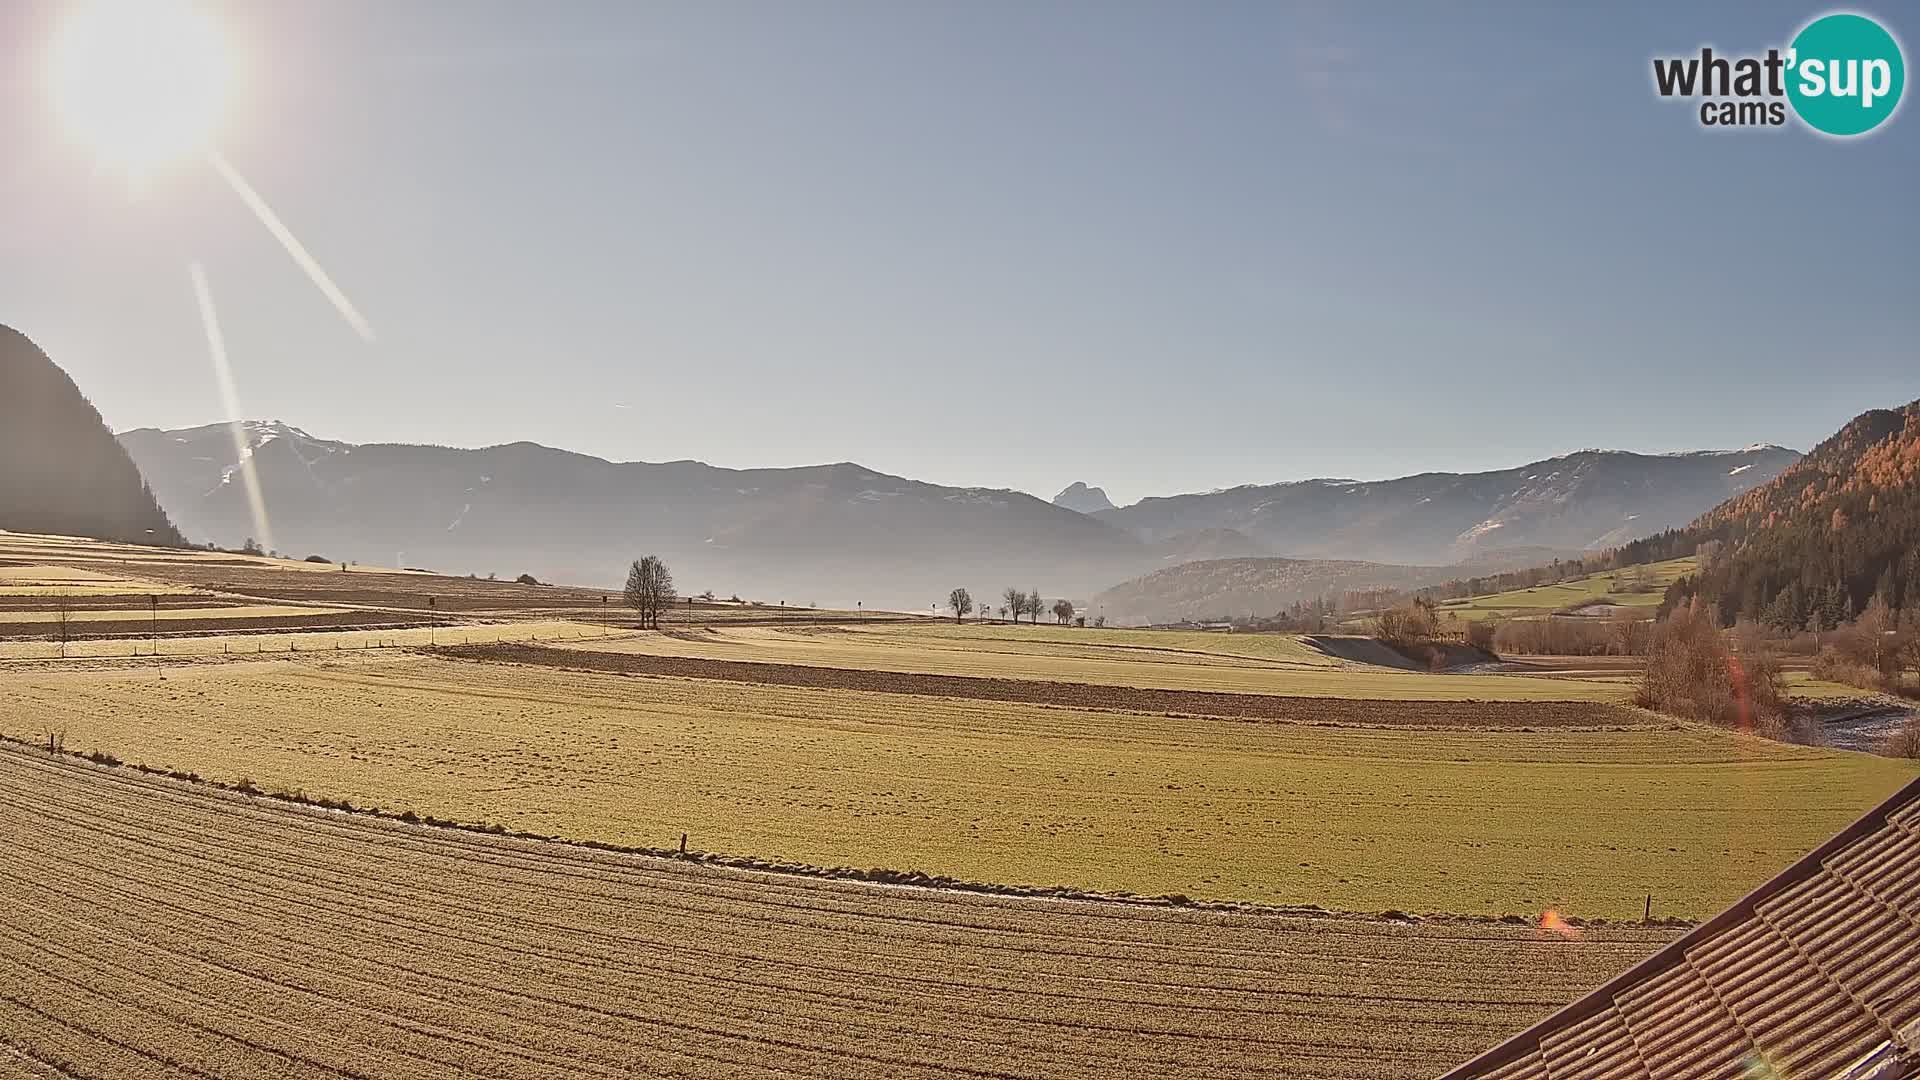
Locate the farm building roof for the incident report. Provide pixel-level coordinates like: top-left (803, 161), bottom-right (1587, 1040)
top-left (1439, 773), bottom-right (1920, 1080)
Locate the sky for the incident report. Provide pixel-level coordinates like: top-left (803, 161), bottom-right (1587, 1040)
top-left (2, 1), bottom-right (1916, 507)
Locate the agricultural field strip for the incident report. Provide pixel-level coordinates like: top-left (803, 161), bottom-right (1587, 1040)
top-left (0, 604), bottom-right (346, 623)
top-left (733, 627), bottom-right (1343, 670)
top-left (705, 628), bottom-right (1629, 699)
top-left (265, 661), bottom-right (1756, 761)
top-left (0, 747), bottom-right (1649, 986)
top-left (0, 745), bottom-right (1651, 1053)
top-left (5, 655), bottom-right (1894, 924)
top-left (0, 751), bottom-right (1663, 1079)
top-left (11, 645), bottom-right (1889, 914)
top-left (472, 634), bottom-right (1628, 703)
top-left (603, 627), bottom-right (1335, 673)
top-left (0, 791), bottom-right (1516, 1067)
top-left (0, 620), bottom-right (596, 662)
top-left (0, 834), bottom-right (1311, 1079)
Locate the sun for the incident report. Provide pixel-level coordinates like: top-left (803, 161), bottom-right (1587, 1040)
top-left (46, 0), bottom-right (236, 177)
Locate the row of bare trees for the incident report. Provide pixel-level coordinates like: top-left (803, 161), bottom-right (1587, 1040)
top-left (945, 587), bottom-right (1076, 625)
top-left (1001, 588), bottom-right (1074, 624)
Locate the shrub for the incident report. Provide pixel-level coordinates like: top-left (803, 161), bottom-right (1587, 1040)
top-left (1885, 717), bottom-right (1920, 759)
top-left (514, 573), bottom-right (543, 586)
top-left (1464, 619), bottom-right (1497, 652)
top-left (1493, 612), bottom-right (1652, 656)
top-left (1372, 601), bottom-right (1440, 645)
top-left (1635, 601), bottom-right (1789, 732)
top-left (303, 554), bottom-right (331, 564)
top-left (1810, 647), bottom-right (1887, 692)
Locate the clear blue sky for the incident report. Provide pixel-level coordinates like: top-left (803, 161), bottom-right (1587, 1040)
top-left (2, 1), bottom-right (1915, 505)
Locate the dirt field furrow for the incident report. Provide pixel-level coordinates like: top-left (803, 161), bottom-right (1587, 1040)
top-left (0, 779), bottom-right (1511, 1069)
top-left (0, 746), bottom-right (1676, 1079)
top-left (0, 758), bottom-right (1665, 995)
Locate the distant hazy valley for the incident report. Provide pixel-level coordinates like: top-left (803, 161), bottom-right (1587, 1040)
top-left (117, 417), bottom-right (1796, 617)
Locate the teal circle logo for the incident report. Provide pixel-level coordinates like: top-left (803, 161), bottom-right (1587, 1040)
top-left (1787, 13), bottom-right (1905, 136)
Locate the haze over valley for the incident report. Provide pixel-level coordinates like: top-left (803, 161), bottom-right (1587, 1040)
top-left (120, 413), bottom-right (1798, 615)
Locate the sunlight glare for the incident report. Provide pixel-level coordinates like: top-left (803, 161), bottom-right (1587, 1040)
top-left (191, 262), bottom-right (275, 553)
top-left (47, 1), bottom-right (235, 178)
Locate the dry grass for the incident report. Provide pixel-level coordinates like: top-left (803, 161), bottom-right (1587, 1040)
top-left (5, 654), bottom-right (1910, 919)
top-left (0, 565), bottom-right (203, 596)
top-left (0, 619), bottom-right (602, 661)
top-left (0, 744), bottom-right (1681, 1079)
top-left (560, 625), bottom-right (1634, 701)
top-left (0, 603), bottom-right (333, 623)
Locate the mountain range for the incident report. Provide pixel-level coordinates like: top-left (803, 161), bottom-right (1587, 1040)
top-left (118, 421), bottom-right (1144, 607)
top-left (119, 418), bottom-right (1799, 612)
top-left (1086, 445), bottom-right (1799, 566)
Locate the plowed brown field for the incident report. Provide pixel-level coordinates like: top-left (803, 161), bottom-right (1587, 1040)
top-left (0, 746), bottom-right (1678, 1079)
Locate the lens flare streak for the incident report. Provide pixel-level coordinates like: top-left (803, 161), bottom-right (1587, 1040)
top-left (1540, 908), bottom-right (1581, 938)
top-left (190, 262), bottom-right (275, 553)
top-left (209, 151), bottom-right (375, 341)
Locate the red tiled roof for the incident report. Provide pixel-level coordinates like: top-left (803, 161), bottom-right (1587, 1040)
top-left (1439, 775), bottom-right (1920, 1080)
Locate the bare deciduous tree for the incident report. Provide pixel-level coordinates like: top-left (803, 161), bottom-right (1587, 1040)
top-left (1636, 600), bottom-right (1790, 734)
top-left (1052, 598), bottom-right (1074, 625)
top-left (1025, 588), bottom-right (1043, 625)
top-left (1003, 588), bottom-right (1025, 625)
top-left (948, 588), bottom-right (973, 623)
top-left (624, 556), bottom-right (675, 629)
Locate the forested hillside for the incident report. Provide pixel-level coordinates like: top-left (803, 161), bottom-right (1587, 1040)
top-left (0, 326), bottom-right (183, 546)
top-left (1622, 400), bottom-right (1920, 627)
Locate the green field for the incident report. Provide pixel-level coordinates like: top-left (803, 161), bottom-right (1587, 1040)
top-left (1435, 557), bottom-right (1698, 622)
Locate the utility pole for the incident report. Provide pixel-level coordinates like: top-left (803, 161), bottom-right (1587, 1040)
top-left (602, 595), bottom-right (609, 636)
top-left (149, 595), bottom-right (159, 666)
